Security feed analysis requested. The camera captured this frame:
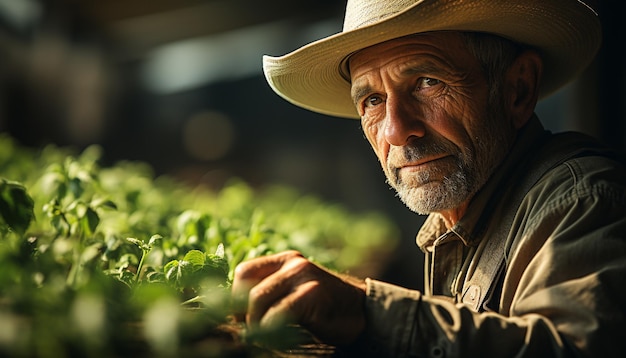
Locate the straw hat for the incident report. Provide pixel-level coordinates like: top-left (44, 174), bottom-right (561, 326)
top-left (263, 0), bottom-right (602, 119)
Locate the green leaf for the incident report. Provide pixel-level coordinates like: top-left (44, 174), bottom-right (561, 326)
top-left (126, 237), bottom-right (143, 247)
top-left (81, 243), bottom-right (104, 264)
top-left (206, 253), bottom-right (229, 279)
top-left (164, 260), bottom-right (180, 280)
top-left (81, 206), bottom-right (100, 236)
top-left (91, 197), bottom-right (118, 210)
top-left (116, 270), bottom-right (136, 287)
top-left (127, 237), bottom-right (150, 252)
top-left (215, 243), bottom-right (224, 258)
top-left (182, 250), bottom-right (206, 268)
top-left (148, 234), bottom-right (162, 247)
top-left (68, 177), bottom-right (84, 198)
top-left (0, 179), bottom-right (35, 235)
top-left (164, 259), bottom-right (194, 288)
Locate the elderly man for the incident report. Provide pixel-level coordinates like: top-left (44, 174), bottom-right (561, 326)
top-left (232, 0), bottom-right (626, 356)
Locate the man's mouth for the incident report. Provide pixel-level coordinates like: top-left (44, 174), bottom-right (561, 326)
top-left (397, 154), bottom-right (451, 172)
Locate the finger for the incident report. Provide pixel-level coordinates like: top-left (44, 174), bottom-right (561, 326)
top-left (232, 250), bottom-right (304, 299)
top-left (246, 255), bottom-right (311, 325)
top-left (231, 251), bottom-right (304, 317)
top-left (259, 280), bottom-right (319, 330)
top-left (234, 250), bottom-right (304, 281)
top-left (258, 268), bottom-right (368, 345)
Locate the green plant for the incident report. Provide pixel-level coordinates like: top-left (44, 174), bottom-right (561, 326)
top-left (0, 134), bottom-right (399, 357)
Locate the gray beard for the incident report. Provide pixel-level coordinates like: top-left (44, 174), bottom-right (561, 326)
top-left (390, 160), bottom-right (473, 215)
top-left (385, 108), bottom-right (513, 215)
top-left (386, 139), bottom-right (476, 214)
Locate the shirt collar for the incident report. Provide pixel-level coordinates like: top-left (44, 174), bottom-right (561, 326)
top-left (416, 115), bottom-right (548, 250)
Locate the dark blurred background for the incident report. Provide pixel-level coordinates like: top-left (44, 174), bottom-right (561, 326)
top-left (0, 0), bottom-right (624, 291)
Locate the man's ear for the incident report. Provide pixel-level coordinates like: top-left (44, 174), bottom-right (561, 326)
top-left (506, 50), bottom-right (543, 129)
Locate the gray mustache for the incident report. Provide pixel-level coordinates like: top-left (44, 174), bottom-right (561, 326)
top-left (398, 137), bottom-right (458, 163)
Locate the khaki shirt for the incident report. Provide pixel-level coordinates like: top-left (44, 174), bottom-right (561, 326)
top-left (359, 117), bottom-right (626, 357)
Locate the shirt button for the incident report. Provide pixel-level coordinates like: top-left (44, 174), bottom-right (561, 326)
top-left (431, 345), bottom-right (445, 357)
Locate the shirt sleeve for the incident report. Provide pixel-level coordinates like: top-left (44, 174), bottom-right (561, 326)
top-left (358, 279), bottom-right (579, 357)
top-left (357, 279), bottom-right (421, 356)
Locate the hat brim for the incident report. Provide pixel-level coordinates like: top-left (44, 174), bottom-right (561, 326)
top-left (263, 0), bottom-right (602, 119)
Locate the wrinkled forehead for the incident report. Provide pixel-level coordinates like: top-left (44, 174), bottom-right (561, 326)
top-left (348, 32), bottom-right (474, 78)
top-left (344, 31), bottom-right (468, 81)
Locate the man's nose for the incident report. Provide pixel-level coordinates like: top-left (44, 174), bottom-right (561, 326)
top-left (383, 96), bottom-right (426, 146)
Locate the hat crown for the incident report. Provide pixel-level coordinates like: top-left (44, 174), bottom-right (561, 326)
top-left (343, 0), bottom-right (600, 31)
top-left (343, 0), bottom-right (423, 31)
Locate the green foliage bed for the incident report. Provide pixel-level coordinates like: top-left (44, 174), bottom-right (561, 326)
top-left (0, 134), bottom-right (399, 357)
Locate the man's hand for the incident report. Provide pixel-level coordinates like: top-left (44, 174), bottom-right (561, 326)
top-left (231, 250), bottom-right (367, 345)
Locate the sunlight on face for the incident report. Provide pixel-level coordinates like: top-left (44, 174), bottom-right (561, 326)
top-left (388, 110), bottom-right (510, 214)
top-left (350, 33), bottom-right (515, 214)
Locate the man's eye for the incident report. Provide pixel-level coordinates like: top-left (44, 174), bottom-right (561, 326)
top-left (365, 95), bottom-right (383, 107)
top-left (418, 77), bottom-right (442, 88)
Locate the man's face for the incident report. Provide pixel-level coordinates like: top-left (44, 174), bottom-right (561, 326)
top-left (349, 32), bottom-right (516, 215)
